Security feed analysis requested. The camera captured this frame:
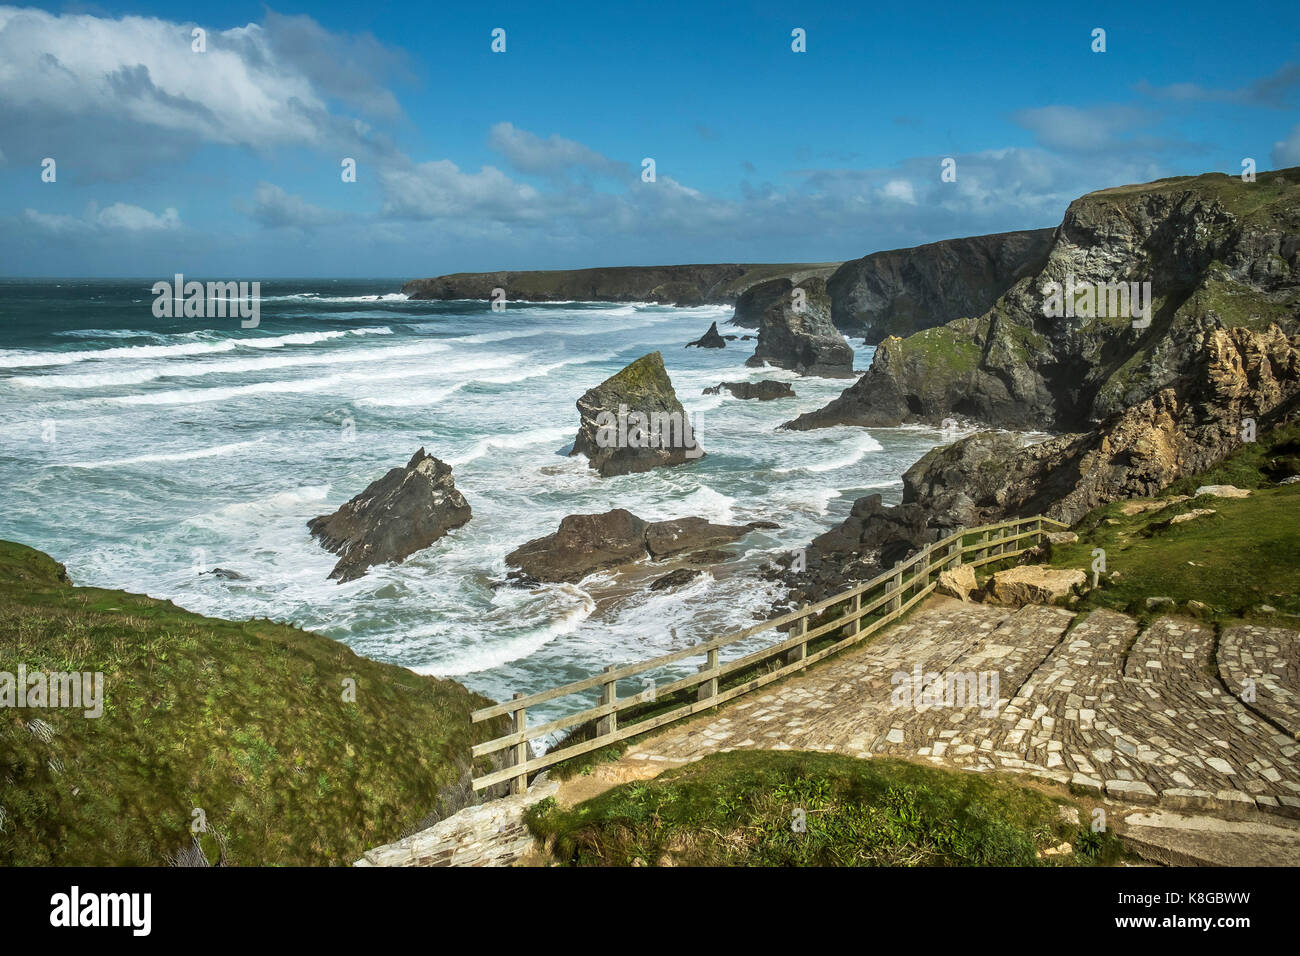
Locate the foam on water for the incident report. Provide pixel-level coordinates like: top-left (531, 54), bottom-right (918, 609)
top-left (0, 283), bottom-right (947, 728)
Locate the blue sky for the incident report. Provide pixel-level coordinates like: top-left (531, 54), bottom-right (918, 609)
top-left (1, 0), bottom-right (1298, 277)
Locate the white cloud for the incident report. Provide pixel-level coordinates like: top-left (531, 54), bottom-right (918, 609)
top-left (488, 122), bottom-right (630, 180)
top-left (0, 6), bottom-right (401, 179)
top-left (880, 179), bottom-right (917, 204)
top-left (379, 159), bottom-right (543, 221)
top-left (20, 201), bottom-right (181, 234)
top-left (245, 182), bottom-right (337, 229)
top-left (1012, 105), bottom-right (1154, 153)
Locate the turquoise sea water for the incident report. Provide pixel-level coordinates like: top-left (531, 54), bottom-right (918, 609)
top-left (0, 278), bottom-right (960, 737)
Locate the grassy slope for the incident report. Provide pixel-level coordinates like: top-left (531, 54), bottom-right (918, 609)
top-left (0, 541), bottom-right (502, 866)
top-left (527, 750), bottom-right (1124, 867)
top-left (1044, 421), bottom-right (1300, 625)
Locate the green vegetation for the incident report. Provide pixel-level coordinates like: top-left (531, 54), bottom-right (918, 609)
top-left (0, 540), bottom-right (504, 866)
top-left (900, 323), bottom-right (983, 376)
top-left (527, 750), bottom-right (1125, 867)
top-left (1046, 421), bottom-right (1300, 625)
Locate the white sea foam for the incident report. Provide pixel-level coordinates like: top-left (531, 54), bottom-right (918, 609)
top-left (51, 439), bottom-right (265, 470)
top-left (445, 425), bottom-right (574, 467)
top-left (413, 585), bottom-right (596, 676)
top-left (773, 431), bottom-right (884, 474)
top-left (0, 328), bottom-right (391, 370)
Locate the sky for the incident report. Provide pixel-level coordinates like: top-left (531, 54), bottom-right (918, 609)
top-left (1, 0), bottom-right (1298, 278)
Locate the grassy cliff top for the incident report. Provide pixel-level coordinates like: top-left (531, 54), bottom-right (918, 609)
top-left (1078, 166), bottom-right (1300, 221)
top-left (0, 540), bottom-right (498, 866)
top-left (1045, 420), bottom-right (1300, 625)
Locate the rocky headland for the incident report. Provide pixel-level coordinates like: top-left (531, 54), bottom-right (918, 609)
top-left (401, 262), bottom-right (840, 306)
top-left (786, 169), bottom-right (1300, 432)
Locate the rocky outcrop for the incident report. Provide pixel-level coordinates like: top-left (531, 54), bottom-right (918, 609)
top-left (742, 276), bottom-right (855, 377)
top-left (702, 380), bottom-right (795, 400)
top-left (901, 324), bottom-right (1300, 527)
top-left (779, 324), bottom-right (1300, 603)
top-left (787, 168), bottom-right (1300, 432)
top-left (571, 352), bottom-right (704, 476)
top-left (505, 509), bottom-right (770, 583)
top-left (402, 263), bottom-right (840, 306)
top-left (685, 321), bottom-right (726, 348)
top-left (308, 449), bottom-right (472, 582)
top-left (827, 228), bottom-right (1054, 344)
top-left (982, 566), bottom-right (1085, 607)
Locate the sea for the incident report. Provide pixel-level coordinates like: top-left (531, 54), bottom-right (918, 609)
top-left (0, 278), bottom-right (960, 739)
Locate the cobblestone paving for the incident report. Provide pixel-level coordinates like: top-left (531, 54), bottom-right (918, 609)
top-left (615, 598), bottom-right (1300, 819)
top-left (1219, 624), bottom-right (1300, 740)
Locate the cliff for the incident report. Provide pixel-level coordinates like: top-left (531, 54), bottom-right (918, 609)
top-left (826, 228), bottom-right (1054, 344)
top-left (401, 262), bottom-right (841, 306)
top-left (787, 168), bottom-right (1300, 432)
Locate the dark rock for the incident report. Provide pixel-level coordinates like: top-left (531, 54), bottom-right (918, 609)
top-left (645, 517), bottom-right (757, 560)
top-left (505, 509), bottom-right (650, 584)
top-left (741, 276), bottom-right (855, 377)
top-left (505, 511), bottom-right (768, 583)
top-left (649, 568), bottom-right (705, 591)
top-left (307, 449), bottom-right (471, 583)
top-left (702, 380), bottom-right (795, 400)
top-left (201, 568), bottom-right (247, 581)
top-left (570, 352), bottom-right (704, 476)
top-left (827, 229), bottom-right (1053, 344)
top-left (685, 549), bottom-right (733, 565)
top-left (723, 334), bottom-right (738, 341)
top-left (686, 321), bottom-right (726, 348)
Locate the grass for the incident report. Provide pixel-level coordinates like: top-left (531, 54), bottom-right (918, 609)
top-left (0, 540), bottom-right (506, 866)
top-left (526, 750), bottom-right (1126, 867)
top-left (1044, 421), bottom-right (1300, 625)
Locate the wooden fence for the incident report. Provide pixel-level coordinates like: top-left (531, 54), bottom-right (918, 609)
top-left (471, 514), bottom-right (1068, 793)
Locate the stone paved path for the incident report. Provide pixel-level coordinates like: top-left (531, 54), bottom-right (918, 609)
top-left (591, 598), bottom-right (1300, 820)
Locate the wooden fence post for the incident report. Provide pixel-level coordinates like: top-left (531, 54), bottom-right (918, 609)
top-left (597, 665), bottom-right (617, 738)
top-left (849, 589), bottom-right (861, 637)
top-left (510, 692), bottom-right (527, 796)
top-left (697, 647), bottom-right (719, 703)
top-left (888, 562), bottom-right (903, 613)
top-left (786, 604), bottom-right (808, 666)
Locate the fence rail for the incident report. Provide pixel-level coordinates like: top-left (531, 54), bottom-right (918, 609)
top-left (471, 514), bottom-right (1068, 793)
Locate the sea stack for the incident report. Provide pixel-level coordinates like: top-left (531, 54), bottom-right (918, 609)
top-left (308, 448), bottom-right (472, 582)
top-left (741, 276), bottom-right (854, 377)
top-left (571, 351), bottom-right (704, 477)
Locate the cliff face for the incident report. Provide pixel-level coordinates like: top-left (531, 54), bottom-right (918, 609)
top-left (401, 263), bottom-right (840, 306)
top-left (781, 324), bottom-right (1300, 603)
top-left (787, 169), bottom-right (1300, 432)
top-left (826, 228), bottom-right (1054, 344)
